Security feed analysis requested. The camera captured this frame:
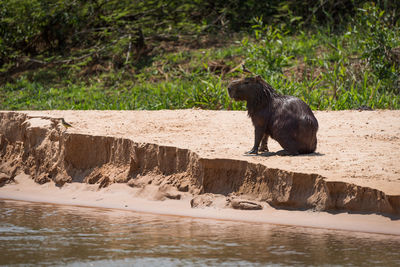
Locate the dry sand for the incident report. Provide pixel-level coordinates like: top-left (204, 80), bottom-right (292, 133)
top-left (2, 173), bottom-right (399, 235)
top-left (19, 109), bottom-right (400, 194)
top-left (1, 110), bottom-right (400, 235)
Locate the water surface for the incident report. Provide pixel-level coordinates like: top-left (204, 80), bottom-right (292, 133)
top-left (1, 199), bottom-right (399, 266)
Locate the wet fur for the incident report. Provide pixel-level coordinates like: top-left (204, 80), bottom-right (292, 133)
top-left (228, 76), bottom-right (318, 155)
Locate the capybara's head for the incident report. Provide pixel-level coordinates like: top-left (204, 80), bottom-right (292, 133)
top-left (227, 76), bottom-right (264, 101)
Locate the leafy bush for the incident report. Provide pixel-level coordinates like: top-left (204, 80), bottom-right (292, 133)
top-left (354, 3), bottom-right (399, 93)
top-left (0, 0), bottom-right (399, 110)
top-left (240, 6), bottom-right (400, 110)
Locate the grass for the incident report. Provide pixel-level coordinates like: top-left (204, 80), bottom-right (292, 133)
top-left (1, 6), bottom-right (399, 111)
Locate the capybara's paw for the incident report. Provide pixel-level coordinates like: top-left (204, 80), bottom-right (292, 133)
top-left (246, 148), bottom-right (258, 155)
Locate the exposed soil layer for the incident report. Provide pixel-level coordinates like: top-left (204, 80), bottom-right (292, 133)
top-left (0, 110), bottom-right (399, 217)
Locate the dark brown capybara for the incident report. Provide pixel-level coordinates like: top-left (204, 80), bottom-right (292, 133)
top-left (227, 75), bottom-right (318, 155)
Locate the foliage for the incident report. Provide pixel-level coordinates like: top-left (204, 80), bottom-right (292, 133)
top-left (0, 0), bottom-right (399, 111)
top-left (354, 3), bottom-right (399, 90)
top-left (241, 4), bottom-right (399, 110)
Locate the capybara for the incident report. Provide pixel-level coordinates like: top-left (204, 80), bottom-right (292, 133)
top-left (227, 75), bottom-right (318, 155)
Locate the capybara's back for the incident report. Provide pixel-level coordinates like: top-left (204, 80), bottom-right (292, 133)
top-left (228, 75), bottom-right (318, 155)
top-left (272, 95), bottom-right (318, 154)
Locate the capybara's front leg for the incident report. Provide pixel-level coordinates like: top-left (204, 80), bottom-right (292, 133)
top-left (247, 126), bottom-right (264, 154)
top-left (259, 134), bottom-right (269, 152)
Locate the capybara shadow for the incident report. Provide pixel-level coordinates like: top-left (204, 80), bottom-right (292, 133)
top-left (228, 75), bottom-right (319, 155)
top-left (255, 150), bottom-right (324, 157)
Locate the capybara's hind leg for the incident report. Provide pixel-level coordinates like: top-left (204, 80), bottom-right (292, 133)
top-left (277, 150), bottom-right (299, 156)
top-left (279, 137), bottom-right (300, 156)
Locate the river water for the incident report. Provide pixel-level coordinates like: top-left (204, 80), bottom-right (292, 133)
top-left (1, 199), bottom-right (399, 266)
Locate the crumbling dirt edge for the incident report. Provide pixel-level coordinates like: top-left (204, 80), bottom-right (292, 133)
top-left (0, 111), bottom-right (399, 217)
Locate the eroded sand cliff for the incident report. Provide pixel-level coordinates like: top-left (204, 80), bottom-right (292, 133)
top-left (1, 110), bottom-right (399, 217)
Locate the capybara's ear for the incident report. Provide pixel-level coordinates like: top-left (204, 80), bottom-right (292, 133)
top-left (255, 75), bottom-right (262, 81)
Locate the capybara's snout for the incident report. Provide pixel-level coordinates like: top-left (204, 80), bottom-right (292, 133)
top-left (227, 86), bottom-right (233, 97)
top-left (227, 83), bottom-right (237, 98)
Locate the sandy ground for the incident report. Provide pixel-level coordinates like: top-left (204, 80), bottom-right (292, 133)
top-left (22, 109), bottom-right (400, 195)
top-left (1, 109), bottom-right (400, 235)
top-left (1, 173), bottom-right (399, 236)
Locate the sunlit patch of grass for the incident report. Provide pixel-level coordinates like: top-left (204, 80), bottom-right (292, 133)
top-left (1, 5), bottom-right (399, 111)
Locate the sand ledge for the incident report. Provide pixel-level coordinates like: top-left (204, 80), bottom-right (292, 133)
top-left (2, 174), bottom-right (400, 236)
top-left (0, 110), bottom-right (400, 231)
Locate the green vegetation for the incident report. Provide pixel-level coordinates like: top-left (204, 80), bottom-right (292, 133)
top-left (1, 0), bottom-right (399, 110)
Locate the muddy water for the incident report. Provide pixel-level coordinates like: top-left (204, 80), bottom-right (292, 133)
top-left (1, 200), bottom-right (399, 266)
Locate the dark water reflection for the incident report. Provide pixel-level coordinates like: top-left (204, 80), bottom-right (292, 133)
top-left (0, 199), bottom-right (399, 266)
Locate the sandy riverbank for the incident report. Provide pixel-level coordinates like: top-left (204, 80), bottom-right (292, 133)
top-left (1, 173), bottom-right (400, 235)
top-left (0, 110), bottom-right (400, 234)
